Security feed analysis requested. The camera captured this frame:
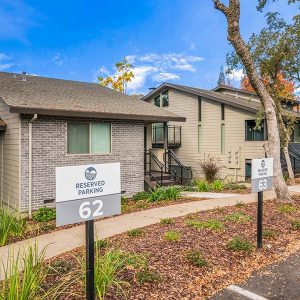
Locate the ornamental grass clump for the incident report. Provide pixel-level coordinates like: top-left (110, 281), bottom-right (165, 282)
top-left (291, 220), bottom-right (300, 230)
top-left (227, 236), bottom-right (253, 253)
top-left (277, 204), bottom-right (298, 214)
top-left (224, 212), bottom-right (252, 223)
top-left (160, 218), bottom-right (174, 225)
top-left (186, 219), bottom-right (224, 231)
top-left (127, 228), bottom-right (143, 237)
top-left (163, 230), bottom-right (181, 242)
top-left (186, 250), bottom-right (208, 267)
top-left (0, 206), bottom-right (25, 246)
top-left (147, 186), bottom-right (181, 202)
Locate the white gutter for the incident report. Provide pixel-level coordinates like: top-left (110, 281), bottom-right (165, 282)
top-left (28, 114), bottom-right (37, 218)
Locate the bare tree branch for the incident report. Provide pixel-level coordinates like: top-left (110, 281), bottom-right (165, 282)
top-left (213, 0), bottom-right (229, 15)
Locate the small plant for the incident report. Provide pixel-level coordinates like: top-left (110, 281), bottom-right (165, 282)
top-left (163, 230), bottom-right (181, 242)
top-left (291, 220), bottom-right (300, 230)
top-left (194, 180), bottom-right (211, 192)
top-left (127, 228), bottom-right (143, 237)
top-left (186, 219), bottom-right (224, 231)
top-left (186, 250), bottom-right (208, 267)
top-left (224, 212), bottom-right (252, 223)
top-left (132, 191), bottom-right (149, 201)
top-left (160, 218), bottom-right (174, 225)
top-left (235, 201), bottom-right (246, 208)
top-left (136, 269), bottom-right (161, 285)
top-left (277, 204), bottom-right (298, 214)
top-left (227, 236), bottom-right (253, 252)
top-left (96, 239), bottom-right (109, 249)
top-left (210, 179), bottom-right (224, 191)
top-left (32, 207), bottom-right (56, 222)
top-left (224, 182), bottom-right (247, 191)
top-left (199, 155), bottom-right (222, 182)
top-left (121, 196), bottom-right (129, 205)
top-left (262, 229), bottom-right (277, 239)
top-left (0, 207), bottom-right (25, 246)
top-left (49, 259), bottom-right (73, 274)
top-left (147, 186), bottom-right (181, 202)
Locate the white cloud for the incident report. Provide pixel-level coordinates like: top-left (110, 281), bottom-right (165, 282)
top-left (0, 52), bottom-right (14, 70)
top-left (152, 72), bottom-right (180, 82)
top-left (0, 53), bottom-right (10, 61)
top-left (0, 63), bottom-right (14, 71)
top-left (227, 69), bottom-right (244, 81)
top-left (52, 53), bottom-right (67, 66)
top-left (127, 66), bottom-right (157, 92)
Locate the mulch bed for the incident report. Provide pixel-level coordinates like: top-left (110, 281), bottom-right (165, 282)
top-left (44, 195), bottom-right (300, 299)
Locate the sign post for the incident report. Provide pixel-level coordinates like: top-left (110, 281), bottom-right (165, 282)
top-left (55, 163), bottom-right (121, 300)
top-left (251, 158), bottom-right (273, 249)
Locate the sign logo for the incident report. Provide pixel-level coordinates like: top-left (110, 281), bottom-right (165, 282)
top-left (261, 160), bottom-right (265, 168)
top-left (85, 167), bottom-right (97, 181)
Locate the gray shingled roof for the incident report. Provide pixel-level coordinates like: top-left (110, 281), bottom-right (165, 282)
top-left (0, 72), bottom-right (185, 122)
top-left (142, 82), bottom-right (260, 113)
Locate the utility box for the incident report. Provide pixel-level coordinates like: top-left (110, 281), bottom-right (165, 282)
top-left (227, 147), bottom-right (241, 169)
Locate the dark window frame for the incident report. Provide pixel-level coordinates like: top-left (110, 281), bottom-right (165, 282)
top-left (221, 103), bottom-right (225, 120)
top-left (154, 95), bottom-right (160, 107)
top-left (245, 120), bottom-right (266, 141)
top-left (198, 96), bottom-right (202, 122)
top-left (162, 90), bottom-right (169, 107)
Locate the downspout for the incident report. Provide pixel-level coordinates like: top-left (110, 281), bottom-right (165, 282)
top-left (28, 114), bottom-right (38, 218)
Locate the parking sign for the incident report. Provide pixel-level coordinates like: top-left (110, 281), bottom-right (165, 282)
top-left (251, 158), bottom-right (273, 193)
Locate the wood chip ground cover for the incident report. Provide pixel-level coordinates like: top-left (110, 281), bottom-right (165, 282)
top-left (42, 196), bottom-right (300, 299)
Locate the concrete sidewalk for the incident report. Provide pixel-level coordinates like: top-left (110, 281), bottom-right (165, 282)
top-left (0, 190), bottom-right (276, 279)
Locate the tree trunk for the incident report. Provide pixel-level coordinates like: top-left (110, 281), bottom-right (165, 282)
top-left (213, 0), bottom-right (291, 201)
top-left (283, 145), bottom-right (295, 185)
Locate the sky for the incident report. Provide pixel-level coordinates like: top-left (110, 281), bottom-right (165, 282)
top-left (0, 0), bottom-right (298, 94)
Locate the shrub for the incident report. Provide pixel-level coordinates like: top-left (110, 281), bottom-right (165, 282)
top-left (199, 155), bottom-right (222, 182)
top-left (127, 228), bottom-right (143, 237)
top-left (132, 191), bottom-right (149, 201)
top-left (32, 207), bottom-right (56, 222)
top-left (194, 180), bottom-right (211, 192)
top-left (235, 201), bottom-right (246, 208)
top-left (95, 239), bottom-right (109, 249)
top-left (224, 212), bottom-right (252, 223)
top-left (136, 269), bottom-right (161, 285)
top-left (147, 186), bottom-right (181, 202)
top-left (186, 219), bottom-right (224, 231)
top-left (263, 229), bottom-right (277, 239)
top-left (121, 196), bottom-right (129, 205)
top-left (210, 179), bottom-right (224, 191)
top-left (163, 230), bottom-right (181, 242)
top-left (227, 236), bottom-right (253, 252)
top-left (160, 218), bottom-right (174, 225)
top-left (277, 204), bottom-right (298, 214)
top-left (224, 182), bottom-right (247, 191)
top-left (0, 207), bottom-right (25, 246)
top-left (186, 250), bottom-right (208, 267)
top-left (49, 259), bottom-right (73, 274)
top-left (291, 220), bottom-right (300, 230)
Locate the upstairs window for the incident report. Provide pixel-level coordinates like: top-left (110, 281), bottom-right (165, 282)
top-left (221, 103), bottom-right (225, 120)
top-left (162, 90), bottom-right (169, 107)
top-left (198, 96), bottom-right (202, 122)
top-left (67, 123), bottom-right (111, 154)
top-left (154, 95), bottom-right (160, 107)
top-left (245, 120), bottom-right (265, 141)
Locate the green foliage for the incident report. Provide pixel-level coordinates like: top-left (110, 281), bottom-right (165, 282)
top-left (263, 229), bottom-right (277, 239)
top-left (235, 201), bottom-right (246, 208)
top-left (32, 207), bottom-right (56, 222)
top-left (121, 196), bottom-right (129, 205)
top-left (277, 204), bottom-right (298, 213)
top-left (0, 207), bottom-right (25, 246)
top-left (199, 156), bottom-right (222, 182)
top-left (227, 236), bottom-right (253, 253)
top-left (95, 239), bottom-right (109, 249)
top-left (291, 220), bottom-right (300, 230)
top-left (186, 250), bottom-right (208, 267)
top-left (210, 179), bottom-right (224, 191)
top-left (194, 179), bottom-right (211, 192)
top-left (0, 244), bottom-right (66, 300)
top-left (127, 228), bottom-right (143, 237)
top-left (136, 269), bottom-right (161, 285)
top-left (163, 230), bottom-right (181, 242)
top-left (49, 259), bottom-right (73, 274)
top-left (147, 186), bottom-right (181, 202)
top-left (224, 182), bottom-right (247, 191)
top-left (160, 218), bottom-right (174, 225)
top-left (186, 219), bottom-right (224, 231)
top-left (224, 212), bottom-right (253, 223)
top-left (132, 191), bottom-right (149, 201)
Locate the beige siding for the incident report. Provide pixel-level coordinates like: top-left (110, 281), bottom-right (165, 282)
top-left (0, 99), bottom-right (20, 209)
top-left (148, 89), bottom-right (266, 181)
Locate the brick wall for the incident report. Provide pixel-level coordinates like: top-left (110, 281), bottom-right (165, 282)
top-left (20, 116), bottom-right (144, 211)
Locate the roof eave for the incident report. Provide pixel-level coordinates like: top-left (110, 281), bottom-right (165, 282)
top-left (9, 106), bottom-right (186, 123)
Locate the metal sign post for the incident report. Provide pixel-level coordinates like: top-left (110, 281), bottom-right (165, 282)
top-left (251, 158), bottom-right (273, 249)
top-left (55, 162), bottom-right (121, 300)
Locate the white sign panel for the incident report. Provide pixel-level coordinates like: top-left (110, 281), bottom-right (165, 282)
top-left (56, 162), bottom-right (121, 202)
top-left (251, 158), bottom-right (273, 180)
top-left (55, 163), bottom-right (121, 226)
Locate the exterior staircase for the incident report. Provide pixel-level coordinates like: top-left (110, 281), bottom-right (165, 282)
top-left (281, 143), bottom-right (300, 177)
top-left (144, 149), bottom-right (192, 190)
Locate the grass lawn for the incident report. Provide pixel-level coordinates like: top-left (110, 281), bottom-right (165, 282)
top-left (37, 196), bottom-right (300, 299)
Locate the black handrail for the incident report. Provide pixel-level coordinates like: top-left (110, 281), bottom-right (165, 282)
top-left (152, 125), bottom-right (181, 147)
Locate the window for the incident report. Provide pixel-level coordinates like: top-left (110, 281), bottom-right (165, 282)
top-left (221, 124), bottom-right (225, 153)
top-left (154, 95), bottom-right (160, 107)
top-left (245, 120), bottom-right (265, 141)
top-left (198, 96), bottom-right (202, 121)
top-left (221, 103), bottom-right (225, 120)
top-left (198, 125), bottom-right (202, 152)
top-left (67, 123), bottom-right (111, 154)
top-left (162, 91), bottom-right (169, 107)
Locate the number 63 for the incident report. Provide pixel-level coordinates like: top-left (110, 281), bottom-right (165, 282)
top-left (258, 179), bottom-right (267, 190)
